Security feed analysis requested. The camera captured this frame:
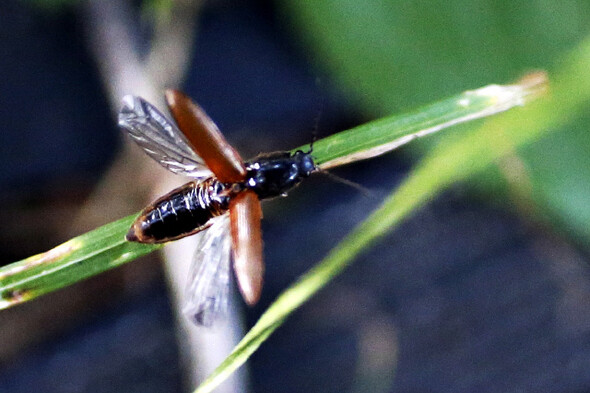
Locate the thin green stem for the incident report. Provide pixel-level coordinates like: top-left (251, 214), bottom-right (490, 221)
top-left (0, 73), bottom-right (545, 312)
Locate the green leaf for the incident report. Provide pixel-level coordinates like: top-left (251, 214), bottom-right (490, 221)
top-left (192, 35), bottom-right (590, 393)
top-left (0, 215), bottom-right (160, 308)
top-left (0, 75), bottom-right (542, 309)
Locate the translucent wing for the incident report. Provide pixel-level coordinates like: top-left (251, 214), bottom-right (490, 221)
top-left (118, 95), bottom-right (213, 180)
top-left (183, 214), bottom-right (231, 326)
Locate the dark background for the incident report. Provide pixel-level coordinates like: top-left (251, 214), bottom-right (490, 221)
top-left (1, 1), bottom-right (590, 392)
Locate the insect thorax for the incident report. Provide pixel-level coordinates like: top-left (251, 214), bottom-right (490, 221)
top-left (244, 150), bottom-right (316, 200)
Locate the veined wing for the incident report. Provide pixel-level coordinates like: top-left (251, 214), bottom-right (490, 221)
top-left (183, 214), bottom-right (231, 326)
top-left (118, 95), bottom-right (213, 180)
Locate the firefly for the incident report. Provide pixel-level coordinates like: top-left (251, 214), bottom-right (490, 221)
top-left (118, 90), bottom-right (316, 325)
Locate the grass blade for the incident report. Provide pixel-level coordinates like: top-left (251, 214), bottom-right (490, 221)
top-left (311, 72), bottom-right (545, 169)
top-left (0, 75), bottom-right (546, 316)
top-left (193, 35), bottom-right (590, 392)
top-left (0, 215), bottom-right (161, 308)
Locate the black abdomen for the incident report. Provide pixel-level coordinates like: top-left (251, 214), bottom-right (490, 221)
top-left (127, 178), bottom-right (230, 243)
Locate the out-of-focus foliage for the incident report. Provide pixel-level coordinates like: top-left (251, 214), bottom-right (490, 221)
top-left (140, 0), bottom-right (174, 19)
top-left (278, 0), bottom-right (590, 245)
top-left (29, 0), bottom-right (77, 11)
top-left (30, 0), bottom-right (173, 15)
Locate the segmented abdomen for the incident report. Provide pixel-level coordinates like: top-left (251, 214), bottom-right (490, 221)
top-left (128, 178), bottom-right (230, 243)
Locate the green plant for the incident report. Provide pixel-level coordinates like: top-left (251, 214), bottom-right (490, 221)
top-left (3, 30), bottom-right (590, 389)
top-left (0, 74), bottom-right (543, 310)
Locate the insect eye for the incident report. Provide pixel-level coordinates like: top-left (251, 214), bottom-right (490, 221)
top-left (300, 156), bottom-right (315, 174)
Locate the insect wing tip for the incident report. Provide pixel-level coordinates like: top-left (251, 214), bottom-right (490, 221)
top-left (183, 299), bottom-right (222, 327)
top-left (120, 95), bottom-right (140, 115)
top-left (121, 94), bottom-right (136, 108)
top-left (164, 89), bottom-right (182, 107)
top-left (239, 281), bottom-right (262, 306)
top-left (118, 95), bottom-right (142, 129)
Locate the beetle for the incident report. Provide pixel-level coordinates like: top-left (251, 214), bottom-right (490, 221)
top-left (118, 90), bottom-right (315, 325)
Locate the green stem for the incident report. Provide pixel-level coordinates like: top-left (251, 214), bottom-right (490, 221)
top-left (0, 74), bottom-right (545, 311)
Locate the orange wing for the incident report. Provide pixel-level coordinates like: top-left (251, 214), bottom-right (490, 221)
top-left (165, 90), bottom-right (247, 183)
top-left (229, 190), bottom-right (264, 306)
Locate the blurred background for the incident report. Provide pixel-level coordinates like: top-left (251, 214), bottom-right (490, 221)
top-left (1, 0), bottom-right (590, 392)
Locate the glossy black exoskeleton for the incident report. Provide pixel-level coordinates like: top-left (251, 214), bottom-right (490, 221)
top-left (244, 150), bottom-right (316, 199)
top-left (120, 92), bottom-right (317, 323)
top-left (128, 150), bottom-right (316, 244)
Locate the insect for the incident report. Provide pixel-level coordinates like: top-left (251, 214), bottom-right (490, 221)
top-left (118, 90), bottom-right (316, 326)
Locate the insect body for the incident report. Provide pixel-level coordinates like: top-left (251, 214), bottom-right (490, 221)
top-left (119, 91), bottom-right (315, 325)
top-left (127, 151), bottom-right (315, 244)
top-left (126, 178), bottom-right (229, 243)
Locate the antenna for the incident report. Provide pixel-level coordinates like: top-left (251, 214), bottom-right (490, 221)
top-left (316, 170), bottom-right (373, 198)
top-left (308, 77), bottom-right (326, 154)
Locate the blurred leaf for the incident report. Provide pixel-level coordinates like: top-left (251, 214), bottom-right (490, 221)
top-left (29, 0), bottom-right (173, 15)
top-left (29, 0), bottom-right (78, 11)
top-left (279, 0), bottom-right (590, 245)
top-left (279, 0), bottom-right (589, 112)
top-left (525, 119), bottom-right (590, 242)
top-left (141, 0), bottom-right (174, 20)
